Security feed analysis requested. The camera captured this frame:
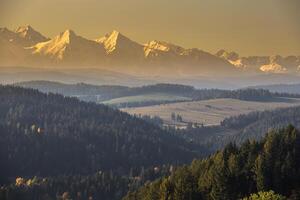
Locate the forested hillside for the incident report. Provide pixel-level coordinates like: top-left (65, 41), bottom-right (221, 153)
top-left (0, 86), bottom-right (203, 185)
top-left (178, 105), bottom-right (300, 151)
top-left (222, 106), bottom-right (300, 144)
top-left (124, 125), bottom-right (300, 200)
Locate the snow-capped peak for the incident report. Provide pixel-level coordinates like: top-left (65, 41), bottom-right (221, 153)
top-left (145, 40), bottom-right (183, 52)
top-left (109, 30), bottom-right (121, 39)
top-left (216, 49), bottom-right (239, 61)
top-left (143, 40), bottom-right (186, 58)
top-left (29, 29), bottom-right (79, 60)
top-left (30, 29), bottom-right (106, 63)
top-left (58, 29), bottom-right (77, 43)
top-left (260, 63), bottom-right (288, 74)
top-left (15, 25), bottom-right (48, 44)
top-left (15, 25), bottom-right (34, 34)
top-left (96, 30), bottom-right (142, 54)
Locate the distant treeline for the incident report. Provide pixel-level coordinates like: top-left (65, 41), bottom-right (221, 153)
top-left (16, 81), bottom-right (300, 108)
top-left (249, 83), bottom-right (300, 94)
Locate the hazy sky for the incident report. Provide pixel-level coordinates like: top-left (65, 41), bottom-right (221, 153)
top-left (1, 0), bottom-right (299, 56)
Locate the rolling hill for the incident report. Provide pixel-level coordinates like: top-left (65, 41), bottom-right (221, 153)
top-left (0, 86), bottom-right (204, 184)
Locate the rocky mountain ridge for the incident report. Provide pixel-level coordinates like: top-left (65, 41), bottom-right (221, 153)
top-left (1, 25), bottom-right (299, 76)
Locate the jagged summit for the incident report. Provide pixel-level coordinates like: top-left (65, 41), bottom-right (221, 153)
top-left (55, 29), bottom-right (77, 44)
top-left (97, 30), bottom-right (128, 42)
top-left (15, 25), bottom-right (34, 34)
top-left (97, 30), bottom-right (123, 53)
top-left (15, 25), bottom-right (48, 45)
top-left (62, 29), bottom-right (76, 36)
top-left (216, 49), bottom-right (239, 61)
top-left (108, 30), bottom-right (123, 39)
top-left (96, 30), bottom-right (143, 55)
top-left (144, 40), bottom-right (185, 54)
top-left (144, 40), bottom-right (205, 59)
top-left (30, 29), bottom-right (106, 64)
top-left (0, 27), bottom-right (32, 47)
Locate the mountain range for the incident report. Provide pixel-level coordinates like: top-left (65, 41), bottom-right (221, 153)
top-left (1, 25), bottom-right (300, 76)
top-left (216, 49), bottom-right (300, 74)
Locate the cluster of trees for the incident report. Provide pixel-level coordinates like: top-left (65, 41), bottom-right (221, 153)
top-left (242, 191), bottom-right (287, 200)
top-left (137, 115), bottom-right (164, 128)
top-left (124, 125), bottom-right (300, 200)
top-left (171, 113), bottom-right (183, 122)
top-left (0, 86), bottom-right (205, 185)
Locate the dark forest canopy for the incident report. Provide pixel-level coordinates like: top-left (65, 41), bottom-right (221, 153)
top-left (2, 124), bottom-right (299, 200)
top-left (0, 85), bottom-right (205, 185)
top-left (124, 125), bottom-right (300, 200)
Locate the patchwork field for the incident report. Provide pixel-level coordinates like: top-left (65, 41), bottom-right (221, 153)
top-left (123, 98), bottom-right (300, 127)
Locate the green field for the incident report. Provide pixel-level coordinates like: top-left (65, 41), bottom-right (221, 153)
top-left (101, 93), bottom-right (191, 106)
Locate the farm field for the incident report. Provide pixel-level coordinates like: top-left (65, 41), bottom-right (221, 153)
top-left (102, 93), bottom-right (191, 106)
top-left (123, 98), bottom-right (300, 127)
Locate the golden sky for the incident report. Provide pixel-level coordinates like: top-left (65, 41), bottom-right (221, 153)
top-left (1, 0), bottom-right (299, 56)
